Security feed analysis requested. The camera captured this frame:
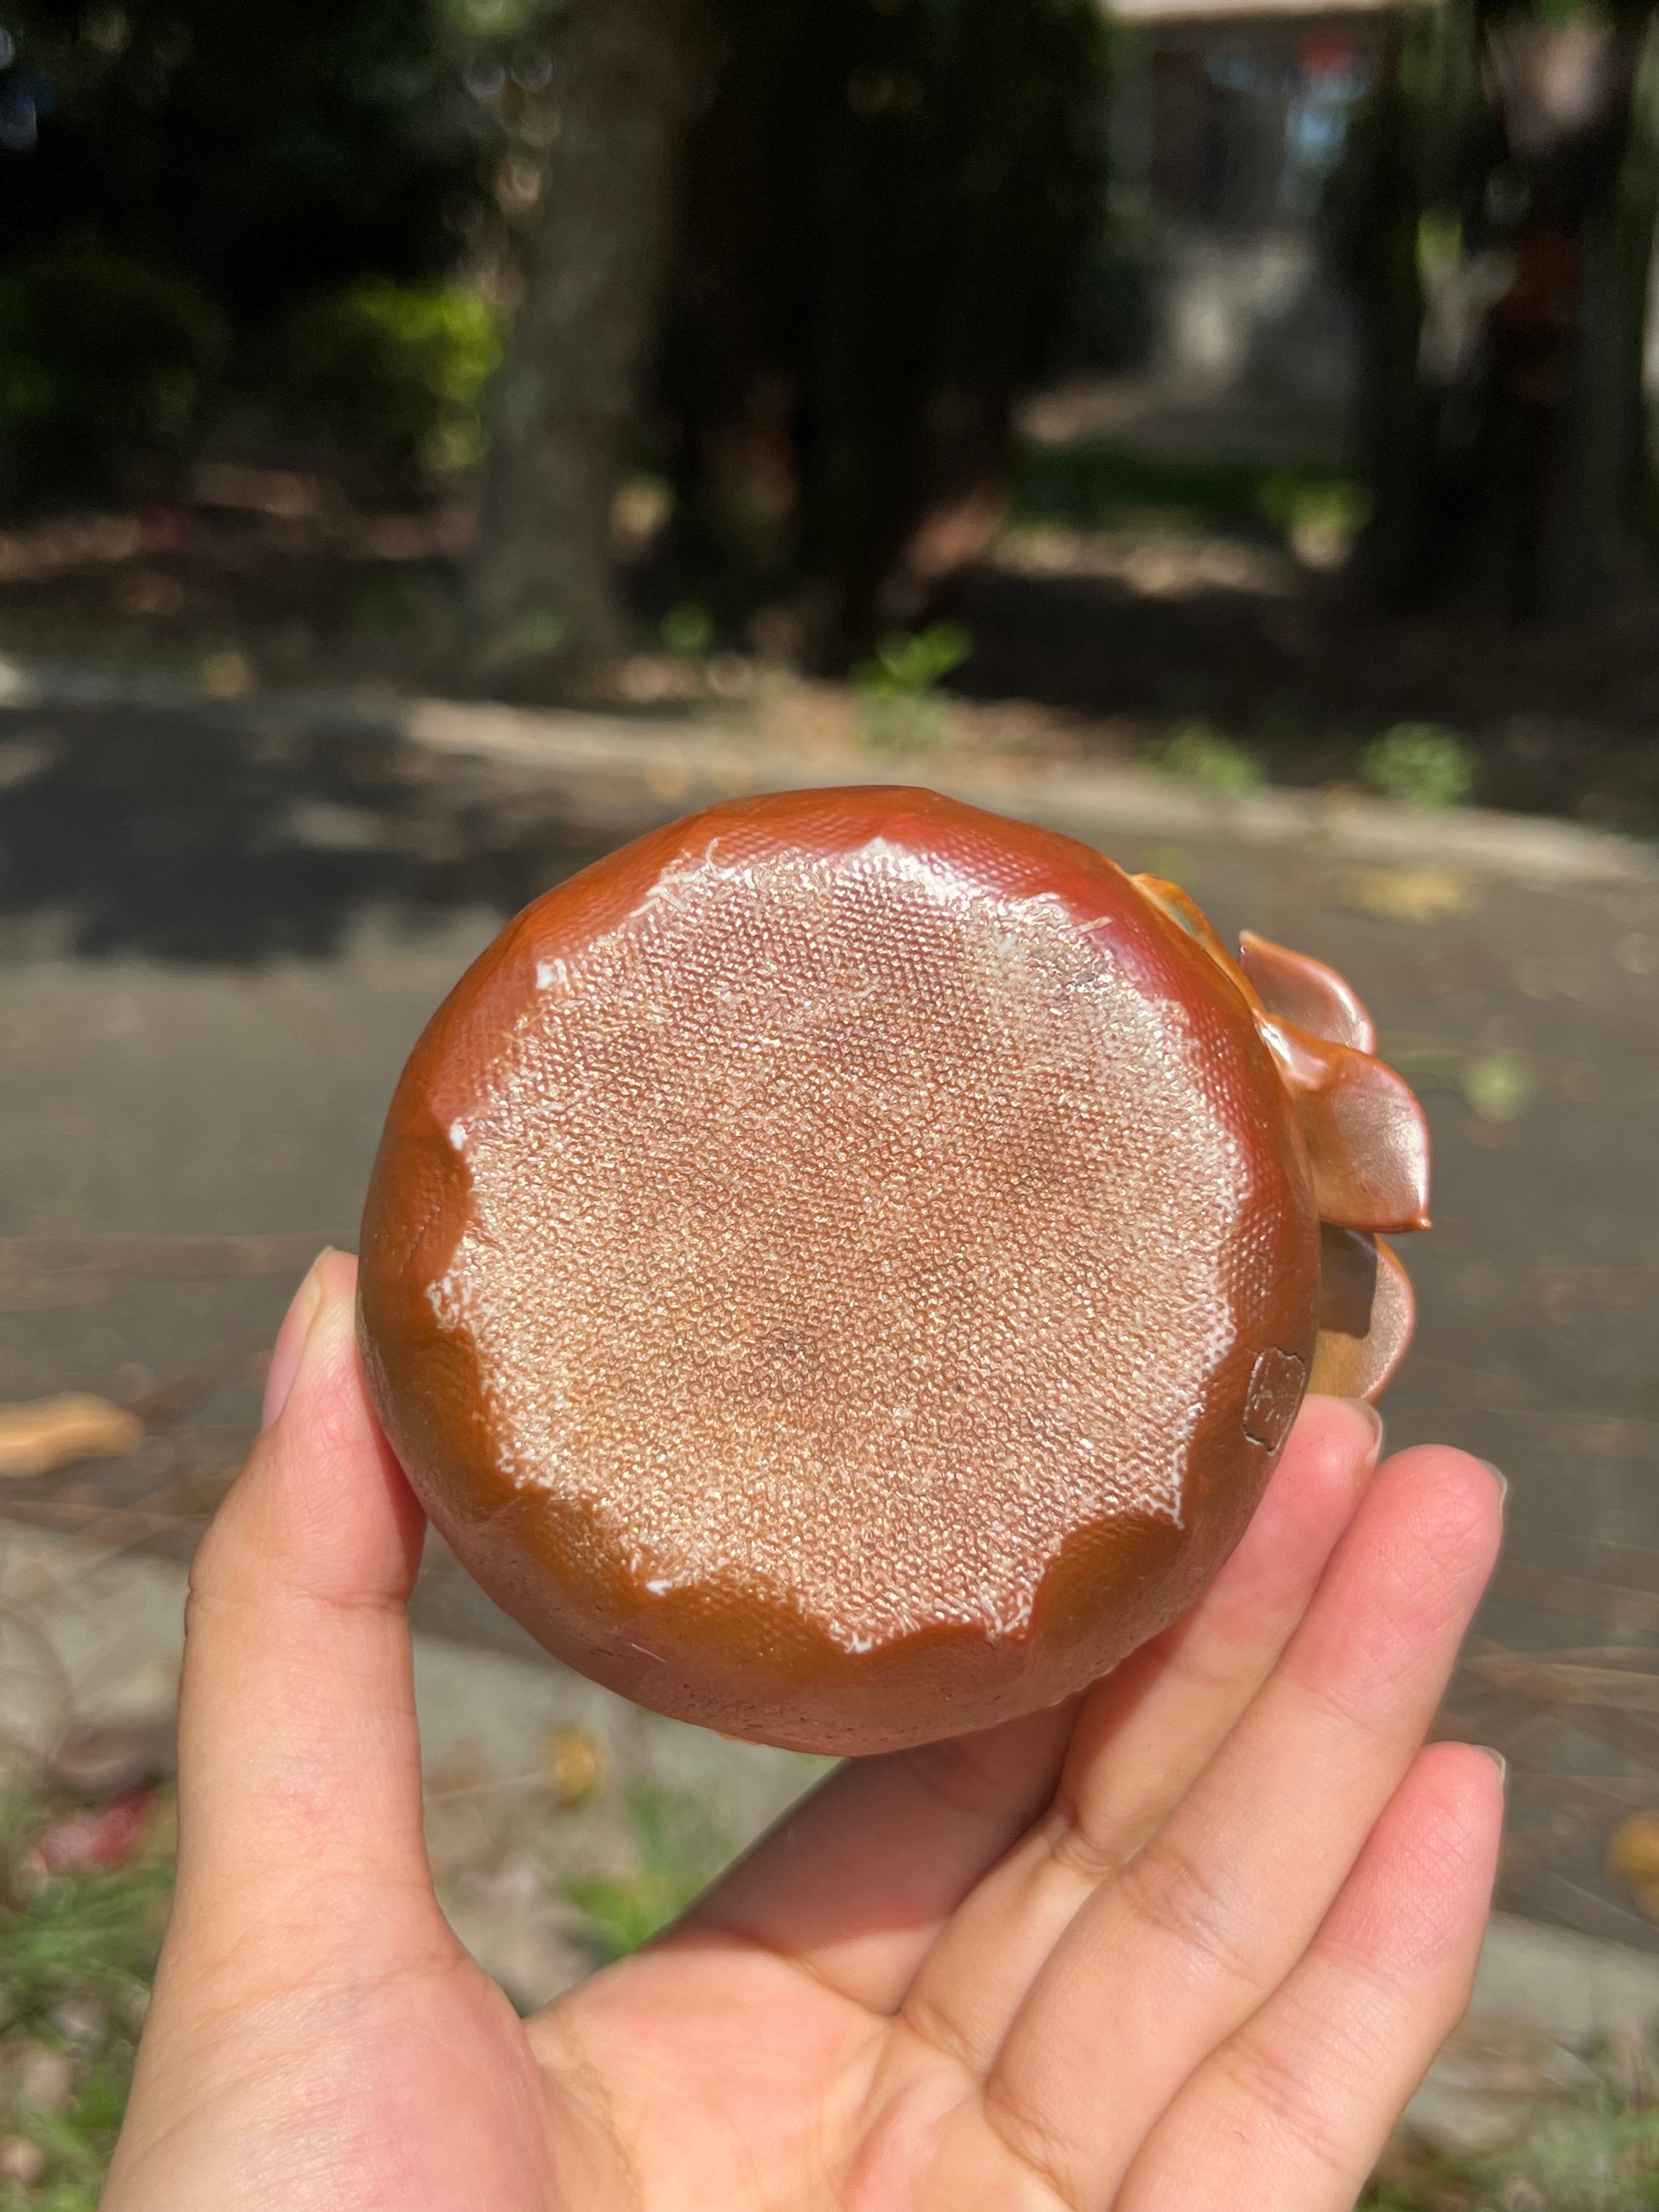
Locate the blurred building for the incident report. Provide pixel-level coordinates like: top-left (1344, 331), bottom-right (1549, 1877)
top-left (1105, 0), bottom-right (1394, 415)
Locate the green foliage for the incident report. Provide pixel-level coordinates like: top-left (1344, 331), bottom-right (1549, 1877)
top-left (856, 622), bottom-right (973, 698)
top-left (562, 1786), bottom-right (731, 1964)
top-left (1365, 2104), bottom-right (1659, 2209)
top-left (661, 602), bottom-right (715, 658)
top-left (271, 280), bottom-right (503, 485)
top-left (476, 606), bottom-right (569, 668)
top-left (1362, 721), bottom-right (1477, 810)
top-left (1260, 474), bottom-right (1373, 563)
top-left (854, 621), bottom-right (972, 753)
top-left (0, 0), bottom-right (494, 498)
top-left (0, 239), bottom-right (226, 493)
top-left (1148, 722), bottom-right (1264, 798)
top-left (0, 2174), bottom-right (101, 2212)
top-left (1015, 442), bottom-right (1365, 546)
top-left (1473, 2105), bottom-right (1659, 2208)
top-left (0, 1788), bottom-right (172, 2209)
top-left (0, 0), bottom-right (483, 328)
top-left (442, 0), bottom-right (549, 34)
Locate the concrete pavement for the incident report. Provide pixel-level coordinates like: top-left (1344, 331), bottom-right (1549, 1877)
top-left (2, 681), bottom-right (1656, 1943)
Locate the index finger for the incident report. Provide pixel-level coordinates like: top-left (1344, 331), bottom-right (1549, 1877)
top-left (165, 1251), bottom-right (438, 1986)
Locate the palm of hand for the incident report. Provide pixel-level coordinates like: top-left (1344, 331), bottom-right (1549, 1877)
top-left (105, 1256), bottom-right (1502, 2212)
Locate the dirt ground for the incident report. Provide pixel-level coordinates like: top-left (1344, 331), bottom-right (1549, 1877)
top-left (0, 417), bottom-right (1656, 839)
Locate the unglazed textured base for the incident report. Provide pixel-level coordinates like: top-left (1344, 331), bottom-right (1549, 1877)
top-left (359, 788), bottom-right (1425, 1753)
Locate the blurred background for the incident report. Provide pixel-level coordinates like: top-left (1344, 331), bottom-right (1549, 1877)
top-left (0, 0), bottom-right (1657, 2202)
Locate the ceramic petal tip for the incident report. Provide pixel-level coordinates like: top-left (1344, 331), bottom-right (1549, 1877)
top-left (1239, 930), bottom-right (1377, 1054)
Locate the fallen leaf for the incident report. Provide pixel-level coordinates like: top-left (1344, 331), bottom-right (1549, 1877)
top-left (1609, 1811), bottom-right (1659, 1920)
top-left (1343, 865), bottom-right (1477, 924)
top-left (199, 649), bottom-right (253, 699)
top-left (539, 1725), bottom-right (608, 1807)
top-left (1461, 1048), bottom-right (1537, 1124)
top-left (0, 1394), bottom-right (144, 1479)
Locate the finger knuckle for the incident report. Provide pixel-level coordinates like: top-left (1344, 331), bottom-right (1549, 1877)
top-left (1116, 1831), bottom-right (1268, 1996)
top-left (980, 2074), bottom-right (1088, 2212)
top-left (1210, 2028), bottom-right (1355, 2186)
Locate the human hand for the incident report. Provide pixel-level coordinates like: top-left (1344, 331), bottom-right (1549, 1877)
top-left (104, 1250), bottom-right (1504, 2211)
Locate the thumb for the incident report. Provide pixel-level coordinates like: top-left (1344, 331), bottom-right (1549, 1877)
top-left (165, 1248), bottom-right (440, 1982)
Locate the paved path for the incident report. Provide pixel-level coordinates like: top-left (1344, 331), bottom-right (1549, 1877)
top-left (2, 687), bottom-right (1657, 1944)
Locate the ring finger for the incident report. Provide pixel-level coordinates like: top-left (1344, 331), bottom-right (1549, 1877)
top-left (977, 1446), bottom-right (1502, 2209)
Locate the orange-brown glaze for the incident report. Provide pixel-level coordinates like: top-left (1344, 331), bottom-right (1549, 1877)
top-left (1255, 1019), bottom-right (1431, 1235)
top-left (1239, 932), bottom-right (1377, 1054)
top-left (358, 788), bottom-right (1423, 1754)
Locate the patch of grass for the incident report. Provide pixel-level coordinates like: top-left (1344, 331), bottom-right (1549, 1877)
top-left (1365, 2081), bottom-right (1659, 2209)
top-left (562, 1784), bottom-right (731, 1965)
top-left (270, 279), bottom-right (503, 482)
top-left (661, 602), bottom-right (716, 659)
top-left (1362, 723), bottom-right (1478, 811)
top-left (1014, 441), bottom-right (1361, 545)
top-left (853, 621), bottom-right (973, 754)
top-left (0, 1787), bottom-right (173, 2209)
top-left (1146, 720), bottom-right (1263, 798)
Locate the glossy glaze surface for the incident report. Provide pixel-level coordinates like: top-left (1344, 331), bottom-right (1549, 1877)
top-left (359, 788), bottom-right (1425, 1753)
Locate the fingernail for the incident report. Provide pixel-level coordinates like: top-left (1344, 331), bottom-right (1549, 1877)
top-left (262, 1250), bottom-right (334, 1428)
top-left (1480, 1459), bottom-right (1509, 1506)
top-left (1342, 1398), bottom-right (1385, 1459)
top-left (1477, 1745), bottom-right (1508, 1782)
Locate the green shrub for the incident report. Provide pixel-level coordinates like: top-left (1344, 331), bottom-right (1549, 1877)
top-left (0, 239), bottom-right (227, 492)
top-left (662, 602), bottom-right (715, 658)
top-left (1148, 722), bottom-right (1264, 798)
top-left (270, 280), bottom-right (503, 486)
top-left (854, 622), bottom-right (972, 754)
top-left (1362, 723), bottom-right (1477, 811)
top-left (1262, 474), bottom-right (1372, 567)
top-left (1014, 444), bottom-right (1363, 541)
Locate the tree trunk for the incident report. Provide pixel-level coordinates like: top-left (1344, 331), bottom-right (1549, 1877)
top-left (467, 0), bottom-right (704, 673)
top-left (1344, 2), bottom-right (1656, 620)
top-left (1571, 19), bottom-right (1659, 607)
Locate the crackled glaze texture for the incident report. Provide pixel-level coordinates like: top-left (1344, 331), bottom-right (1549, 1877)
top-left (359, 788), bottom-right (1423, 1753)
top-left (434, 844), bottom-right (1247, 1650)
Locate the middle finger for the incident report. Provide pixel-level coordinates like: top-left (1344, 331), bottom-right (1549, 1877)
top-left (899, 1395), bottom-right (1381, 2064)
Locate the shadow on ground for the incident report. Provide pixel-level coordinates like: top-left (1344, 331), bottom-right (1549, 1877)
top-left (0, 703), bottom-right (603, 964)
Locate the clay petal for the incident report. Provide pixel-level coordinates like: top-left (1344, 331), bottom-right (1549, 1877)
top-left (1131, 875), bottom-right (1257, 1003)
top-left (1257, 1018), bottom-right (1431, 1233)
top-left (1301, 1053), bottom-right (1432, 1232)
top-left (1132, 874), bottom-right (1233, 967)
top-left (1239, 931), bottom-right (1376, 1054)
top-left (1310, 1227), bottom-right (1415, 1401)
